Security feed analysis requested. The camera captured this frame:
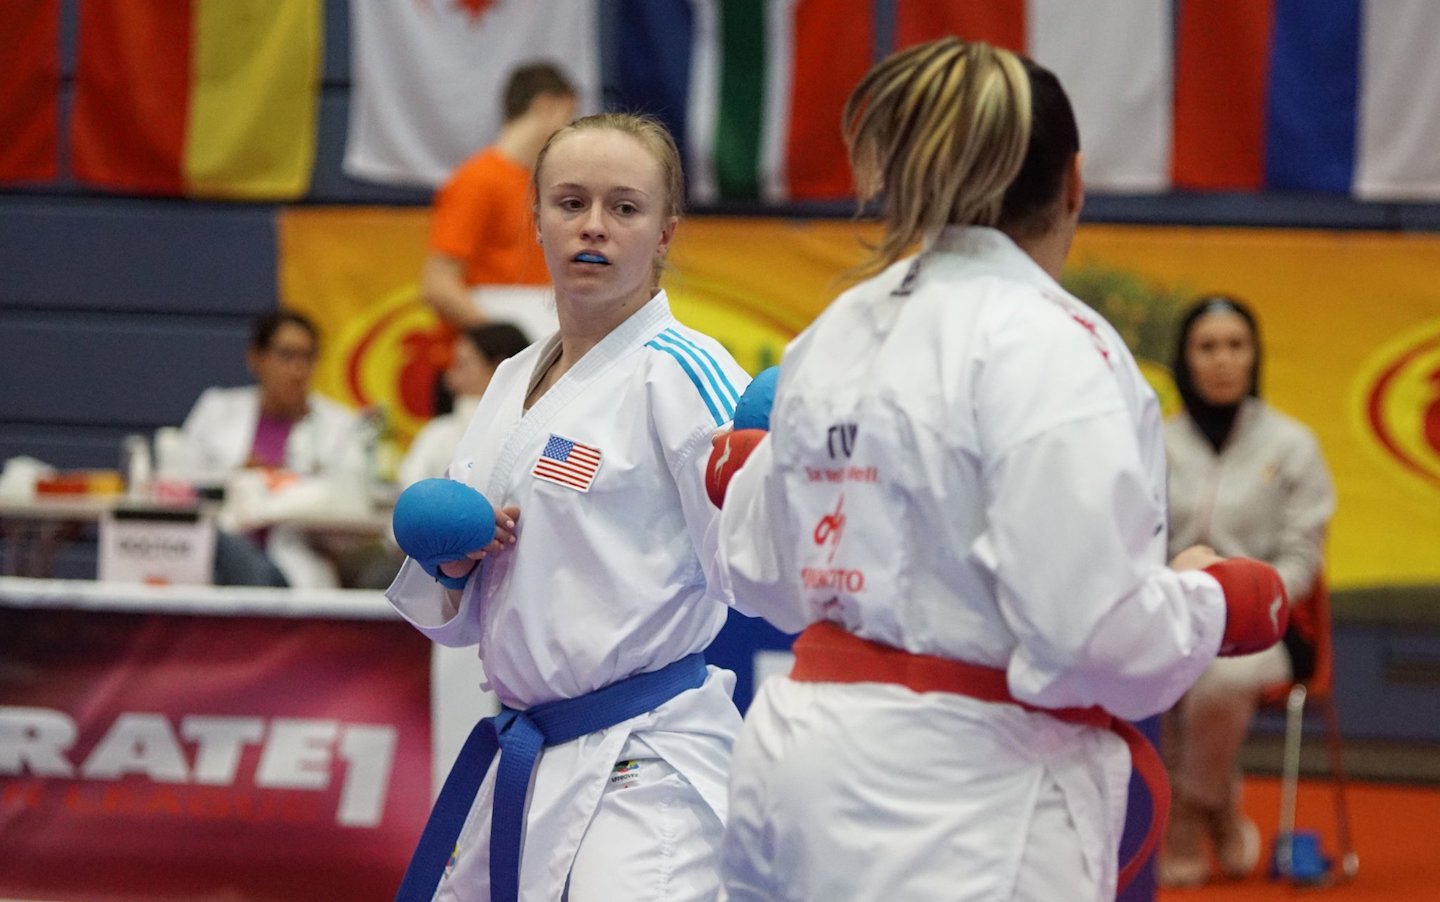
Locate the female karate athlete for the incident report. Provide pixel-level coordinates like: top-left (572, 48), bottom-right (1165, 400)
top-left (707, 38), bottom-right (1291, 901)
top-left (386, 113), bottom-right (749, 902)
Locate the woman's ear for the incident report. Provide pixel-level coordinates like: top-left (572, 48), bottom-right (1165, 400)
top-left (1064, 152), bottom-right (1085, 219)
top-left (657, 216), bottom-right (679, 257)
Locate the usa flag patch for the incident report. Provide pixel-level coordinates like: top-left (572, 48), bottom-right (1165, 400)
top-left (532, 434), bottom-right (602, 491)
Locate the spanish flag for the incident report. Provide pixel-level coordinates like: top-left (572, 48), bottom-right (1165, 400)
top-left (71, 0), bottom-right (322, 200)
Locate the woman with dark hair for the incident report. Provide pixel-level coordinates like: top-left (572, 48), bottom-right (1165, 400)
top-left (175, 309), bottom-right (365, 587)
top-left (708, 38), bottom-right (1294, 900)
top-left (1158, 295), bottom-right (1336, 886)
top-left (399, 322), bottom-right (532, 487)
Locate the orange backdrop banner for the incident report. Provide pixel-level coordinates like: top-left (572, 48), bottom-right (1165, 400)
top-left (276, 207), bottom-right (441, 445)
top-left (276, 210), bottom-right (1440, 589)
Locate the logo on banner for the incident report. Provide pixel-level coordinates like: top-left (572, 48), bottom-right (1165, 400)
top-left (1354, 318), bottom-right (1440, 492)
top-left (335, 286), bottom-right (451, 445)
top-left (0, 708), bottom-right (396, 828)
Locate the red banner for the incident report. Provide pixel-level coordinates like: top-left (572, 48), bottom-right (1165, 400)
top-left (0, 608), bottom-right (431, 902)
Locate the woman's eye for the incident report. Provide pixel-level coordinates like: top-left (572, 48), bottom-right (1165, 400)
top-left (559, 197), bottom-right (584, 211)
top-left (616, 202), bottom-right (638, 216)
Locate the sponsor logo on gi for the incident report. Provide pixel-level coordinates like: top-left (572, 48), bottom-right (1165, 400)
top-left (609, 759), bottom-right (642, 790)
top-left (826, 422), bottom-right (858, 459)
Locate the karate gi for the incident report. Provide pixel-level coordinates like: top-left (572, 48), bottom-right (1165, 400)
top-left (387, 292), bottom-right (748, 901)
top-left (717, 227), bottom-right (1230, 901)
top-left (174, 385), bottom-right (365, 588)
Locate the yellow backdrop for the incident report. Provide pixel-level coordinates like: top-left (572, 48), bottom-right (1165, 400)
top-left (277, 210), bottom-right (1440, 589)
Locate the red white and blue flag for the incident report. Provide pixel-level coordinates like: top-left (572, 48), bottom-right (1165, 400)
top-left (532, 434), bottom-right (602, 492)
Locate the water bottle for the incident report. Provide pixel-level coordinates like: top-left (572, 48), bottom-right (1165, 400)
top-left (120, 433), bottom-right (153, 501)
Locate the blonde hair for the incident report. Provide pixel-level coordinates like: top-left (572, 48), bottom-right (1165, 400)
top-left (533, 112), bottom-right (684, 288)
top-left (534, 112), bottom-right (684, 220)
top-left (843, 37), bottom-right (1033, 277)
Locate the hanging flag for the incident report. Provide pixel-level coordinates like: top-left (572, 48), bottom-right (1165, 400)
top-left (343, 0), bottom-right (600, 189)
top-left (1171, 0), bottom-right (1275, 191)
top-left (1176, 0), bottom-right (1440, 199)
top-left (897, 0), bottom-right (1172, 194)
top-left (0, 0), bottom-right (61, 184)
top-left (1354, 0), bottom-right (1440, 201)
top-left (612, 0), bottom-right (873, 204)
top-left (70, 0), bottom-right (322, 200)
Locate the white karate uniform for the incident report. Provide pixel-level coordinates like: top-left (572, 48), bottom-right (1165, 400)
top-left (174, 385), bottom-right (365, 588)
top-left (387, 291), bottom-right (748, 901)
top-left (175, 385), bottom-right (361, 484)
top-left (400, 396), bottom-right (482, 489)
top-left (717, 227), bottom-right (1230, 901)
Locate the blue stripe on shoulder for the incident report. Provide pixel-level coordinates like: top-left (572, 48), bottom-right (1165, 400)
top-left (653, 329), bottom-right (738, 415)
top-left (661, 328), bottom-right (740, 406)
top-left (646, 338), bottom-right (726, 425)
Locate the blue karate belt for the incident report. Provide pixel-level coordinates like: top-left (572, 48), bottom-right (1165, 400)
top-left (393, 653), bottom-right (708, 902)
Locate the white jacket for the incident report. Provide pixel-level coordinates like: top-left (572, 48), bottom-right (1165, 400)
top-left (1165, 397), bottom-right (1335, 601)
top-left (387, 291), bottom-right (747, 900)
top-left (717, 227), bottom-right (1228, 897)
top-left (175, 385), bottom-right (362, 484)
top-left (175, 385), bottom-right (366, 588)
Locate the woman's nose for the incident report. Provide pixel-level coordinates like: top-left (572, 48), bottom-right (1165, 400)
top-left (580, 206), bottom-right (606, 239)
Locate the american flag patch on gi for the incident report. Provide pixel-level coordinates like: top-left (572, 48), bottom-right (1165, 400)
top-left (532, 434), bottom-right (602, 491)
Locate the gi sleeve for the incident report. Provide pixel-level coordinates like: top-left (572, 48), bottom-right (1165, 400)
top-left (385, 556), bottom-right (485, 647)
top-left (715, 435), bottom-right (803, 624)
top-left (974, 308), bottom-right (1227, 720)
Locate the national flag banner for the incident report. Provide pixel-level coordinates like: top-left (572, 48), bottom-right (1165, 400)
top-left (612, 0), bottom-right (1168, 203)
top-left (897, 0), bottom-right (1172, 194)
top-left (343, 0), bottom-right (601, 188)
top-left (532, 434), bottom-right (602, 492)
top-left (70, 0), bottom-right (323, 200)
top-left (1353, 0), bottom-right (1440, 201)
top-left (1172, 0), bottom-right (1440, 199)
top-left (653, 0), bottom-right (1440, 203)
top-left (611, 0), bottom-right (873, 204)
top-left (0, 0), bottom-right (61, 184)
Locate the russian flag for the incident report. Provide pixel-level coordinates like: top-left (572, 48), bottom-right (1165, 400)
top-left (1174, 0), bottom-right (1440, 200)
top-left (70, 0), bottom-right (323, 200)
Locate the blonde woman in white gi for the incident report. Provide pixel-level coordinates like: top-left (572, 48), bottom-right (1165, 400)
top-left (706, 38), bottom-right (1292, 902)
top-left (386, 113), bottom-right (748, 902)
top-left (1157, 295), bottom-right (1336, 886)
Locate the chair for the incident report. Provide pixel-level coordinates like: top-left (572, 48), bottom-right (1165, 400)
top-left (1261, 575), bottom-right (1360, 883)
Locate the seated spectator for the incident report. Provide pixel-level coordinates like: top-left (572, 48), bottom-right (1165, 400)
top-left (398, 322), bottom-right (530, 487)
top-left (1158, 295), bottom-right (1337, 886)
top-left (173, 310), bottom-right (366, 588)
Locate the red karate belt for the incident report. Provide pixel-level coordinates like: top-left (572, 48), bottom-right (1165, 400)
top-left (789, 621), bottom-right (1168, 894)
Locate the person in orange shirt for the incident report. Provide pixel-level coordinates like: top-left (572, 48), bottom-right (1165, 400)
top-left (421, 61), bottom-right (578, 345)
